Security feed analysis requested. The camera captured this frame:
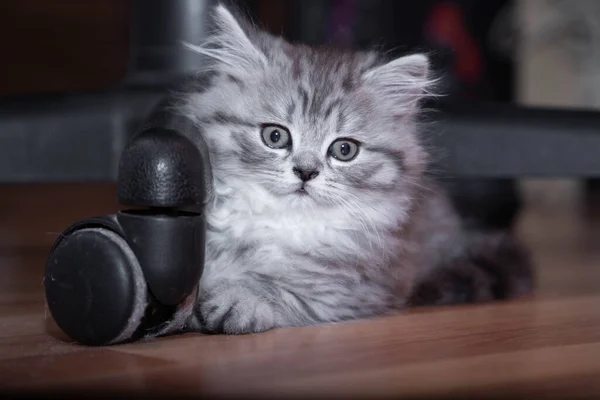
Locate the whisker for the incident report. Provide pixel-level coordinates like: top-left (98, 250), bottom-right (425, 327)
top-left (325, 186), bottom-right (391, 266)
top-left (328, 192), bottom-right (375, 258)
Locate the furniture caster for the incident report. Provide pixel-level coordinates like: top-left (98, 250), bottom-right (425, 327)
top-left (44, 94), bottom-right (212, 345)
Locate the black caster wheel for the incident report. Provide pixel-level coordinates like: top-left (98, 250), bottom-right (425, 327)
top-left (44, 93), bottom-right (211, 346)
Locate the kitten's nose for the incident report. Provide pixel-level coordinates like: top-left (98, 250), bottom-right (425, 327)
top-left (293, 167), bottom-right (320, 182)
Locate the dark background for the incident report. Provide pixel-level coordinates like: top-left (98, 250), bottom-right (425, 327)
top-left (0, 0), bottom-right (561, 231)
top-left (0, 0), bottom-right (514, 101)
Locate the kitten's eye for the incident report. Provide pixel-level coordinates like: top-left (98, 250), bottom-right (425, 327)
top-left (261, 125), bottom-right (291, 149)
top-left (329, 139), bottom-right (360, 161)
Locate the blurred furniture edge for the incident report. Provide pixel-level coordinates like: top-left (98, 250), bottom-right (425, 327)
top-left (0, 0), bottom-right (212, 184)
top-left (2, 96), bottom-right (600, 183)
top-left (0, 90), bottom-right (162, 183)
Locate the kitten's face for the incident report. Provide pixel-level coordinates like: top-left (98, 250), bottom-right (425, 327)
top-left (226, 71), bottom-right (411, 209)
top-left (187, 5), bottom-right (433, 213)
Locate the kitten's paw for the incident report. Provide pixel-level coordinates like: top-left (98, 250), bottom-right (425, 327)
top-left (200, 283), bottom-right (277, 334)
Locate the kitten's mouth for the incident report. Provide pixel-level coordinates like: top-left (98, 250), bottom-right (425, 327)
top-left (294, 185), bottom-right (310, 196)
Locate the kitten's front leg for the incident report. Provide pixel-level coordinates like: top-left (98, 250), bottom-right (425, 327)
top-left (198, 279), bottom-right (279, 334)
top-left (196, 270), bottom-right (387, 334)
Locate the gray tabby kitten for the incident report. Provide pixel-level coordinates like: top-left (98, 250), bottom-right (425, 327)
top-left (168, 4), bottom-right (534, 335)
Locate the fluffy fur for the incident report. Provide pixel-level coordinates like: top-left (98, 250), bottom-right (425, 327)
top-left (167, 4), bottom-right (535, 334)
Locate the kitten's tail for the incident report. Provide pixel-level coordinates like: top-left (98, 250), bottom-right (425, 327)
top-left (408, 231), bottom-right (535, 307)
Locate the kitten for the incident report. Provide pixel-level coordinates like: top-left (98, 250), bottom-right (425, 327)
top-left (168, 4), bottom-right (534, 334)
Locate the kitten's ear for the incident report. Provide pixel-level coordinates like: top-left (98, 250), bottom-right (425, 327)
top-left (186, 4), bottom-right (267, 74)
top-left (363, 54), bottom-right (434, 114)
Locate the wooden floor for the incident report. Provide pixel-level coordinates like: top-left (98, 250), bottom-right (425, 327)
top-left (1, 183), bottom-right (600, 399)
